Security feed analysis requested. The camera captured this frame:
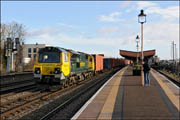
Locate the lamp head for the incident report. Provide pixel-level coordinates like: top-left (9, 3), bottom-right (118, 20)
top-left (138, 10), bottom-right (146, 24)
top-left (136, 35), bottom-right (140, 42)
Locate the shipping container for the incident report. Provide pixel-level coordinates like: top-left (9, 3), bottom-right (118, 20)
top-left (103, 58), bottom-right (113, 69)
top-left (125, 59), bottom-right (131, 65)
top-left (112, 58), bottom-right (122, 68)
top-left (104, 58), bottom-right (125, 69)
top-left (112, 58), bottom-right (117, 68)
top-left (93, 54), bottom-right (103, 72)
top-left (119, 59), bottom-right (125, 66)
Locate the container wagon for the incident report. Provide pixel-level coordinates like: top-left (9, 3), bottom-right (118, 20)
top-left (93, 54), bottom-right (104, 73)
top-left (103, 58), bottom-right (113, 69)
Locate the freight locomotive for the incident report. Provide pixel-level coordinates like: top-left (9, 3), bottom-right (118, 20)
top-left (33, 46), bottom-right (125, 88)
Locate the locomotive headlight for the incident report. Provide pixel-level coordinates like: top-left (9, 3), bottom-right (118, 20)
top-left (54, 68), bottom-right (60, 74)
top-left (35, 68), bottom-right (41, 74)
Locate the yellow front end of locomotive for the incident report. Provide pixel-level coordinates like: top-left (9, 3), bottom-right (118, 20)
top-left (33, 49), bottom-right (71, 83)
top-left (34, 63), bottom-right (61, 75)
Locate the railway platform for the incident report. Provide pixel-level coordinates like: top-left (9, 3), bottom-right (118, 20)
top-left (72, 66), bottom-right (180, 119)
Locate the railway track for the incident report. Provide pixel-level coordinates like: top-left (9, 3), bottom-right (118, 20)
top-left (40, 69), bottom-right (119, 120)
top-left (153, 69), bottom-right (180, 87)
top-left (0, 85), bottom-right (70, 119)
top-left (39, 67), bottom-right (178, 120)
top-left (0, 67), bottom-right (176, 120)
top-left (0, 85), bottom-right (37, 99)
top-left (0, 85), bottom-right (39, 112)
top-left (0, 69), bottom-right (115, 120)
top-left (1, 90), bottom-right (44, 113)
top-left (0, 80), bottom-right (35, 94)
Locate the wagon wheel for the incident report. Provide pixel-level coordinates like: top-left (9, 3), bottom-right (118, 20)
top-left (82, 74), bottom-right (85, 81)
top-left (64, 80), bottom-right (68, 88)
top-left (69, 78), bottom-right (73, 86)
top-left (65, 78), bottom-right (70, 87)
top-left (61, 80), bottom-right (66, 88)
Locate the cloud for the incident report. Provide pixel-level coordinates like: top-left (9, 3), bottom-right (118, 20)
top-left (27, 26), bottom-right (115, 46)
top-left (144, 22), bottom-right (179, 44)
top-left (98, 26), bottom-right (120, 36)
top-left (57, 22), bottom-right (85, 36)
top-left (26, 25), bottom-right (134, 57)
top-left (99, 12), bottom-right (122, 22)
top-left (141, 22), bottom-right (179, 59)
top-left (136, 2), bottom-right (179, 22)
top-left (26, 19), bottom-right (179, 59)
top-left (146, 6), bottom-right (179, 22)
top-left (137, 1), bottom-right (157, 9)
top-left (27, 26), bottom-right (60, 37)
top-left (27, 22), bottom-right (179, 48)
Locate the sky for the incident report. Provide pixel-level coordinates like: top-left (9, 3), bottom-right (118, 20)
top-left (1, 1), bottom-right (179, 60)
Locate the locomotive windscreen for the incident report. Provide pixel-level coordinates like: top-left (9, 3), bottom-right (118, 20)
top-left (38, 52), bottom-right (60, 63)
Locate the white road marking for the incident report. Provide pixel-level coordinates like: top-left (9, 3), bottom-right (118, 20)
top-left (71, 67), bottom-right (126, 120)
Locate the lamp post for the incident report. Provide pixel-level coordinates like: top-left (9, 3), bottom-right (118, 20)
top-left (138, 10), bottom-right (146, 86)
top-left (136, 35), bottom-right (140, 64)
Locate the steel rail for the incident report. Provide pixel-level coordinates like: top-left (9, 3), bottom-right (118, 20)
top-left (40, 69), bottom-right (118, 120)
top-left (0, 73), bottom-right (96, 119)
top-left (0, 69), bottom-right (118, 120)
top-left (153, 69), bottom-right (180, 87)
top-left (0, 90), bottom-right (56, 119)
top-left (0, 90), bottom-right (42, 109)
top-left (0, 80), bottom-right (35, 94)
top-left (0, 79), bottom-right (34, 88)
top-left (0, 85), bottom-right (37, 98)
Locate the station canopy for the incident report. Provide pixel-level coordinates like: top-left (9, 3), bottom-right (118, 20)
top-left (120, 50), bottom-right (155, 61)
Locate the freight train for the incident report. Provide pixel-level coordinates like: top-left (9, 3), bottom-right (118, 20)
top-left (33, 46), bottom-right (125, 88)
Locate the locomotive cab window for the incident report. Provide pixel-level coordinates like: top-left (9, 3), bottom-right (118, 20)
top-left (38, 52), bottom-right (60, 63)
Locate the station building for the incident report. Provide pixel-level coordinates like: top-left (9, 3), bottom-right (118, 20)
top-left (22, 43), bottom-right (46, 64)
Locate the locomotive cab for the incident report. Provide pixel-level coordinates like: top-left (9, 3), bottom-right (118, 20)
top-left (33, 47), bottom-right (71, 84)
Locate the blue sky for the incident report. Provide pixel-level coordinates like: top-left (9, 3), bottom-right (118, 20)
top-left (2, 1), bottom-right (179, 59)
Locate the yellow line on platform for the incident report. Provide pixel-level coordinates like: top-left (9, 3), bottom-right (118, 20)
top-left (151, 70), bottom-right (180, 111)
top-left (97, 68), bottom-right (126, 119)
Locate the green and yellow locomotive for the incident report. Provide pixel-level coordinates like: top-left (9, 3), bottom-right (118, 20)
top-left (33, 47), bottom-right (94, 88)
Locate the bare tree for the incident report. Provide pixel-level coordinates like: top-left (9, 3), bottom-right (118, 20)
top-left (4, 21), bottom-right (26, 43)
top-left (0, 23), bottom-right (7, 72)
top-left (0, 21), bottom-right (26, 72)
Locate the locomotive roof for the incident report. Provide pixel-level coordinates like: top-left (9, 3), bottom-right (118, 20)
top-left (62, 48), bottom-right (89, 56)
top-left (65, 49), bottom-right (81, 55)
top-left (56, 47), bottom-right (68, 52)
top-left (78, 52), bottom-right (89, 56)
top-left (55, 47), bottom-right (83, 55)
top-left (39, 46), bottom-right (91, 56)
top-left (39, 47), bottom-right (67, 53)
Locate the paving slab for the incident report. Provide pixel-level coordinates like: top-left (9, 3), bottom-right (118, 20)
top-left (73, 66), bottom-right (180, 120)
